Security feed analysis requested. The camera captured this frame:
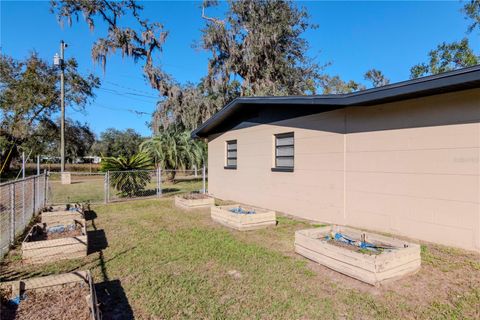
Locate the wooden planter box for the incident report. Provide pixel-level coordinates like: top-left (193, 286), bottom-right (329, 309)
top-left (0, 270), bottom-right (100, 320)
top-left (41, 210), bottom-right (84, 225)
top-left (295, 226), bottom-right (421, 286)
top-left (22, 220), bottom-right (88, 264)
top-left (48, 203), bottom-right (89, 213)
top-left (174, 194), bottom-right (215, 210)
top-left (211, 204), bottom-right (276, 231)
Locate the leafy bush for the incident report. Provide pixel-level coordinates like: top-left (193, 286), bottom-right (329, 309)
top-left (101, 152), bottom-right (154, 197)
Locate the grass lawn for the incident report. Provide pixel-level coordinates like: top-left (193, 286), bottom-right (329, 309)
top-left (48, 175), bottom-right (204, 204)
top-left (1, 195), bottom-right (479, 319)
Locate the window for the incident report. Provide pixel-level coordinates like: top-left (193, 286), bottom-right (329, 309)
top-left (273, 132), bottom-right (294, 172)
top-left (225, 140), bottom-right (237, 169)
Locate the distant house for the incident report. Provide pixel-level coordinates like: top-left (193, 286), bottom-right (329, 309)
top-left (193, 66), bottom-right (480, 252)
top-left (76, 156), bottom-right (102, 164)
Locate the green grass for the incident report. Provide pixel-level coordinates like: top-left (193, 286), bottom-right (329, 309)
top-left (48, 176), bottom-right (204, 204)
top-left (2, 197), bottom-right (479, 319)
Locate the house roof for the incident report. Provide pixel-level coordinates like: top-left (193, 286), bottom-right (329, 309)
top-left (192, 65), bottom-right (480, 138)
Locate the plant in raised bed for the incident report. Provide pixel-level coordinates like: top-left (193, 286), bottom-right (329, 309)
top-left (22, 220), bottom-right (88, 264)
top-left (295, 226), bottom-right (421, 286)
top-left (210, 204), bottom-right (276, 231)
top-left (0, 271), bottom-right (100, 320)
top-left (174, 192), bottom-right (214, 210)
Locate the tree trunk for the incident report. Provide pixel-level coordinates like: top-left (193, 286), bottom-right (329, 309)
top-left (168, 170), bottom-right (176, 182)
top-left (0, 143), bottom-right (19, 175)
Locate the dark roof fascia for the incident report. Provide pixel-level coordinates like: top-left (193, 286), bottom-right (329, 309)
top-left (192, 65), bottom-right (480, 138)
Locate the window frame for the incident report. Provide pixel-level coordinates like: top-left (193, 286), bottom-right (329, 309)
top-left (225, 139), bottom-right (237, 169)
top-left (272, 132), bottom-right (294, 172)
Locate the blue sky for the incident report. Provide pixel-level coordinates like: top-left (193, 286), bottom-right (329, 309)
top-left (1, 1), bottom-right (478, 136)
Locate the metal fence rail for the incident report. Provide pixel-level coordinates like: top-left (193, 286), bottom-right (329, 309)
top-left (48, 172), bottom-right (106, 204)
top-left (0, 173), bottom-right (47, 257)
top-left (1, 168), bottom-right (206, 259)
top-left (47, 168), bottom-right (207, 205)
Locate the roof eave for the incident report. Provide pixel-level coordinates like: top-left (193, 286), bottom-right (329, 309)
top-left (192, 66), bottom-right (480, 139)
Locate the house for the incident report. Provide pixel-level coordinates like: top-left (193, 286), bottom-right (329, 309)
top-left (192, 66), bottom-right (480, 252)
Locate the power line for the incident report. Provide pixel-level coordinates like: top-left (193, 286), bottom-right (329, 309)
top-left (94, 103), bottom-right (154, 117)
top-left (97, 87), bottom-right (158, 104)
top-left (101, 86), bottom-right (159, 99)
top-left (104, 80), bottom-right (158, 96)
top-left (78, 71), bottom-right (160, 99)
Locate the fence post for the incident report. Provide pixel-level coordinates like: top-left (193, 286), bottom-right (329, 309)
top-left (9, 184), bottom-right (15, 245)
top-left (194, 165), bottom-right (197, 177)
top-left (157, 167), bottom-right (162, 197)
top-left (22, 181), bottom-right (25, 228)
top-left (44, 170), bottom-right (48, 206)
top-left (32, 176), bottom-right (36, 216)
top-left (36, 174), bottom-right (40, 211)
top-left (104, 171), bottom-right (109, 204)
top-left (202, 165), bottom-right (206, 194)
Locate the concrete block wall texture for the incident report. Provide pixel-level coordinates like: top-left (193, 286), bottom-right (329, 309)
top-left (207, 88), bottom-right (480, 252)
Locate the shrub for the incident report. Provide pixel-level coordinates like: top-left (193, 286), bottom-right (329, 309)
top-left (101, 152), bottom-right (154, 197)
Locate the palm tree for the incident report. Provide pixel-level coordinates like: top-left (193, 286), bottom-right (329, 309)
top-left (140, 128), bottom-right (206, 180)
top-left (101, 152), bottom-right (154, 197)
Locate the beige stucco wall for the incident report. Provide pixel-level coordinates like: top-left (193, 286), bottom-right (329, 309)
top-left (207, 88), bottom-right (480, 252)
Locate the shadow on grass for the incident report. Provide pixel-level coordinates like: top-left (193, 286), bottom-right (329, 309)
top-left (171, 176), bottom-right (202, 182)
top-left (161, 188), bottom-right (180, 194)
top-left (87, 229), bottom-right (108, 254)
top-left (95, 279), bottom-right (134, 320)
top-left (84, 210), bottom-right (98, 221)
top-left (135, 189), bottom-right (157, 197)
top-left (90, 216), bottom-right (134, 319)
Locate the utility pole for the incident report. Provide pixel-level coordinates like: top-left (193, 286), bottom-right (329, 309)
top-left (54, 40), bottom-right (67, 172)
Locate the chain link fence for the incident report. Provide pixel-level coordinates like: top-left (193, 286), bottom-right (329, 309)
top-left (0, 173), bottom-right (47, 258)
top-left (48, 172), bottom-right (106, 204)
top-left (48, 168), bottom-right (207, 204)
top-left (1, 169), bottom-right (205, 259)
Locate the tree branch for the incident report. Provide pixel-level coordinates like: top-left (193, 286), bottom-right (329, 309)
top-left (201, 4), bottom-right (225, 25)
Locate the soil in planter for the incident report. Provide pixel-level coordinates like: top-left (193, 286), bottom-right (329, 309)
top-left (322, 232), bottom-right (401, 255)
top-left (0, 283), bottom-right (90, 320)
top-left (28, 225), bottom-right (83, 242)
top-left (182, 193), bottom-right (210, 200)
top-left (325, 239), bottom-right (383, 255)
top-left (229, 207), bottom-right (256, 214)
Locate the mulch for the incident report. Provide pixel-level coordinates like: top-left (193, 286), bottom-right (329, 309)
top-left (29, 226), bottom-right (82, 242)
top-left (0, 283), bottom-right (91, 320)
top-left (46, 227), bottom-right (82, 240)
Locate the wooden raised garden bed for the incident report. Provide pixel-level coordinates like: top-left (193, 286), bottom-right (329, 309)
top-left (46, 203), bottom-right (89, 214)
top-left (174, 193), bottom-right (215, 210)
top-left (0, 270), bottom-right (100, 320)
top-left (42, 203), bottom-right (88, 225)
top-left (22, 220), bottom-right (88, 264)
top-left (211, 204), bottom-right (276, 231)
top-left (41, 210), bottom-right (84, 225)
top-left (295, 226), bottom-right (421, 286)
